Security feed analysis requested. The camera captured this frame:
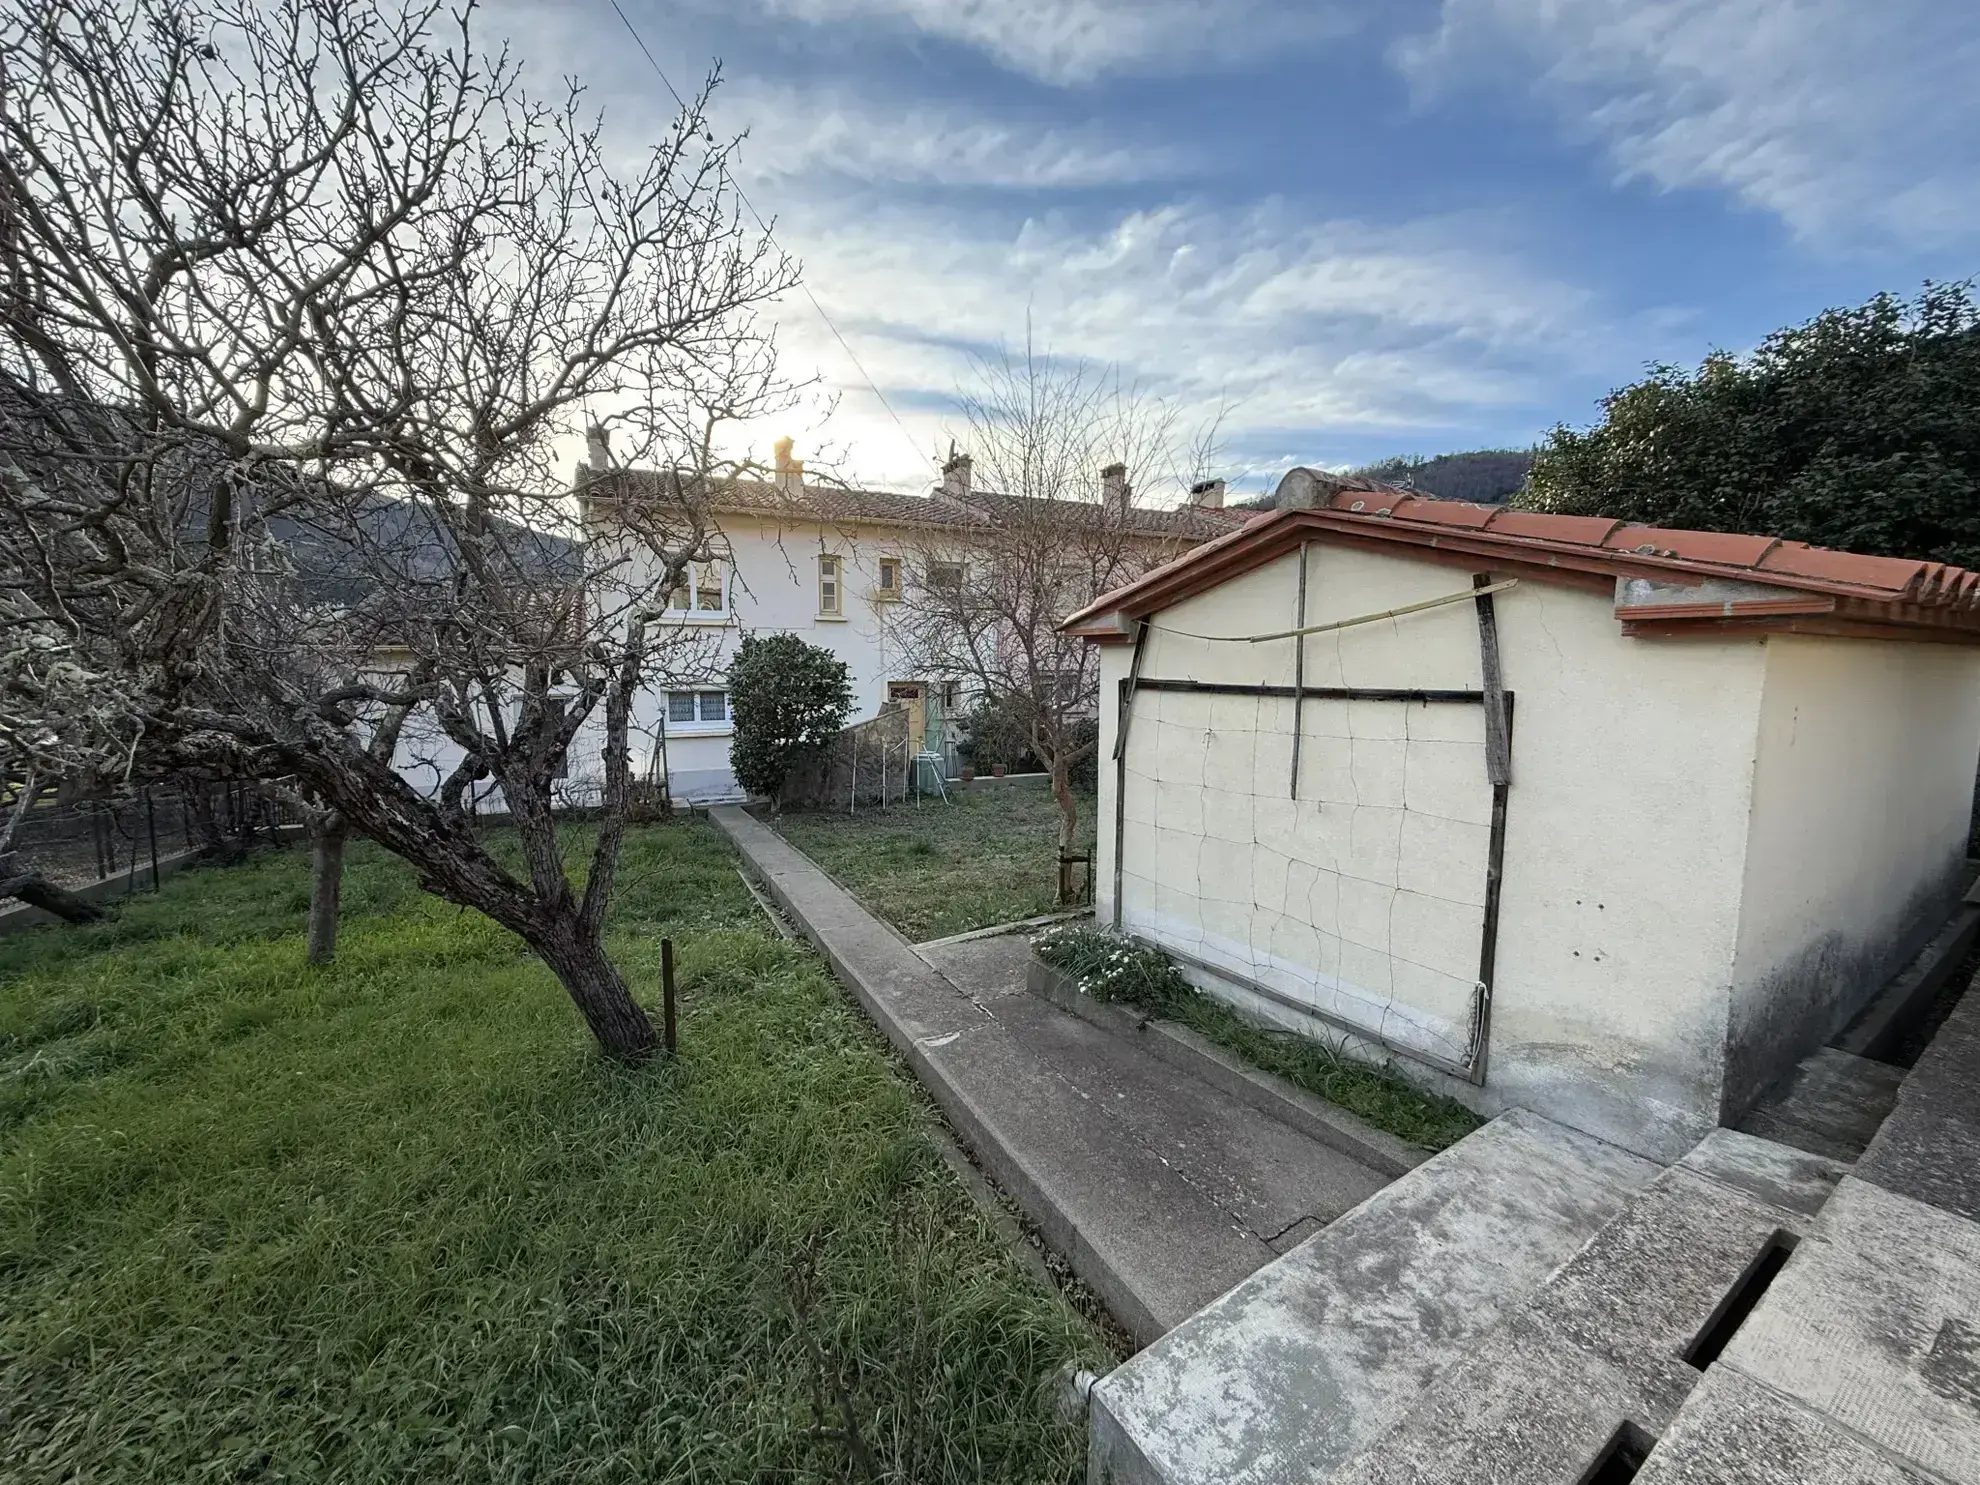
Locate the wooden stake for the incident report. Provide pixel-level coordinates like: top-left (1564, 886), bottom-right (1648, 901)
top-left (661, 937), bottom-right (678, 1054)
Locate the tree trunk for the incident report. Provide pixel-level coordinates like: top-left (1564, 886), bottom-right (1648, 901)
top-left (0, 854), bottom-right (106, 923)
top-left (1051, 757), bottom-right (1079, 903)
top-left (307, 819), bottom-right (346, 966)
top-left (531, 922), bottom-right (659, 1062)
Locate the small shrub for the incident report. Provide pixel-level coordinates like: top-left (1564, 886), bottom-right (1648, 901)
top-left (728, 633), bottom-right (855, 802)
top-left (1033, 925), bottom-right (1481, 1150)
top-left (956, 699), bottom-right (1039, 775)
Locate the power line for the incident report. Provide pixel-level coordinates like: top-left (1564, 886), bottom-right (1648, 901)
top-left (604, 0), bottom-right (938, 478)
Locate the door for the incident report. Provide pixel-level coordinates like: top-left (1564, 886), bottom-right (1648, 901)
top-left (887, 682), bottom-right (926, 753)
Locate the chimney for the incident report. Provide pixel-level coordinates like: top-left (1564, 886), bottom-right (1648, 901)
top-left (1188, 477), bottom-right (1226, 509)
top-left (773, 435), bottom-right (804, 494)
top-left (584, 423), bottom-right (612, 472)
top-left (1101, 462), bottom-right (1131, 515)
top-left (942, 451), bottom-right (972, 499)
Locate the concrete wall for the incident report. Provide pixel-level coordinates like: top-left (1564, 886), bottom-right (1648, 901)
top-left (1721, 635), bottom-right (1980, 1116)
top-left (1099, 543), bottom-right (1773, 1159)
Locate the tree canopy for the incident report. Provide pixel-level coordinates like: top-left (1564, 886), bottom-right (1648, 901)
top-left (1520, 282), bottom-right (1980, 567)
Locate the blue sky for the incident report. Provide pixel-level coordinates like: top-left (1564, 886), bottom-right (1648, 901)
top-left (499, 0), bottom-right (1980, 497)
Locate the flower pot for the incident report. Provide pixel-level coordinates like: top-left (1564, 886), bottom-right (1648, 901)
top-left (992, 764), bottom-right (1007, 778)
top-left (960, 765), bottom-right (975, 781)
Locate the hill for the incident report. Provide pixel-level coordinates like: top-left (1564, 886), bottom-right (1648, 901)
top-left (1350, 450), bottom-right (1532, 504)
top-left (1235, 449), bottom-right (1533, 510)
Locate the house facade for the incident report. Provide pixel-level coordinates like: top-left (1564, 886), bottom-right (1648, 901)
top-left (544, 437), bottom-right (1241, 805)
top-left (1064, 472), bottom-right (1980, 1160)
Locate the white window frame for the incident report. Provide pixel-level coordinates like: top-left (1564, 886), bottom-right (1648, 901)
top-left (663, 688), bottom-right (731, 735)
top-left (926, 558), bottom-right (965, 595)
top-left (818, 553), bottom-right (843, 617)
top-left (661, 560), bottom-right (730, 621)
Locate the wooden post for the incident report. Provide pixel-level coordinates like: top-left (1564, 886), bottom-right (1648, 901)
top-left (1469, 573), bottom-right (1513, 1087)
top-left (661, 936), bottom-right (678, 1054)
top-left (1289, 540), bottom-right (1310, 798)
top-left (1111, 621), bottom-right (1149, 930)
top-left (146, 788), bottom-right (160, 891)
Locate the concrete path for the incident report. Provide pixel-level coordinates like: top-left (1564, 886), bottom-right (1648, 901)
top-left (711, 806), bottom-right (1392, 1343)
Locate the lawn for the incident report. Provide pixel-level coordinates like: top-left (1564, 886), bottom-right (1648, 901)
top-left (767, 785), bottom-right (1098, 942)
top-left (0, 823), bottom-right (1111, 1483)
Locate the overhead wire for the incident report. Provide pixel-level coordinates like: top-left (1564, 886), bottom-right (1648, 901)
top-left (605, 0), bottom-right (937, 476)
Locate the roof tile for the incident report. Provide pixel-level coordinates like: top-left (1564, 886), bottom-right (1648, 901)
top-left (1388, 498), bottom-right (1499, 530)
top-left (1603, 527), bottom-right (1781, 566)
top-left (1479, 510), bottom-right (1623, 545)
top-left (1755, 544), bottom-right (1928, 592)
top-left (1059, 497), bottom-right (1980, 644)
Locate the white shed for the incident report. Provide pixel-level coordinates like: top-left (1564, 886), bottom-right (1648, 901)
top-left (1063, 479), bottom-right (1980, 1159)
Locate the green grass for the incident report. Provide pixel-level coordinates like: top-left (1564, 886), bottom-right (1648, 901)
top-left (767, 787), bottom-right (1097, 942)
top-left (0, 824), bottom-right (1111, 1483)
top-left (1034, 925), bottom-right (1482, 1152)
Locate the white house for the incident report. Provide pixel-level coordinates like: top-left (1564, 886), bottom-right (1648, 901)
top-left (549, 437), bottom-right (1242, 804)
top-left (1062, 471), bottom-right (1980, 1160)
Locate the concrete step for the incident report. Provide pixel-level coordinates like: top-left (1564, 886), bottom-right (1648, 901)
top-left (1086, 1109), bottom-right (1662, 1485)
top-left (1737, 1045), bottom-right (1906, 1163)
top-left (1316, 1129), bottom-right (1845, 1485)
top-left (711, 807), bottom-right (1394, 1345)
top-left (1636, 987), bottom-right (1980, 1483)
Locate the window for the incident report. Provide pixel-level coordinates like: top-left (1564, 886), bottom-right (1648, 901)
top-left (664, 690), bottom-right (729, 733)
top-left (664, 561), bottom-right (728, 618)
top-left (695, 565), bottom-right (725, 612)
top-left (875, 556), bottom-right (902, 599)
top-left (818, 554), bottom-right (842, 616)
top-left (927, 559), bottom-right (964, 594)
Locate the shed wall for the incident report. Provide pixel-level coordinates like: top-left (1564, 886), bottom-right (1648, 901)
top-left (1723, 635), bottom-right (1980, 1115)
top-left (1099, 543), bottom-right (1769, 1158)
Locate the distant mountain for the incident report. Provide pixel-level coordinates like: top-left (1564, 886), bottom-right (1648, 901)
top-left (1235, 448), bottom-right (1534, 511)
top-left (1350, 450), bottom-right (1532, 504)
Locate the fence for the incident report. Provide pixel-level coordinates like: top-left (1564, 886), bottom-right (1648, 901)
top-left (6, 783), bottom-right (304, 896)
top-left (779, 705), bottom-right (922, 811)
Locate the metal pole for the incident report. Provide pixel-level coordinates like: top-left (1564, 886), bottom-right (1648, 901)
top-left (661, 937), bottom-right (678, 1055)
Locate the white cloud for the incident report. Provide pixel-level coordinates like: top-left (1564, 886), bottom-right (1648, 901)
top-left (730, 0), bottom-right (1349, 86)
top-left (713, 80), bottom-right (1191, 188)
top-left (731, 196), bottom-right (1619, 491)
top-left (1397, 0), bottom-right (1980, 245)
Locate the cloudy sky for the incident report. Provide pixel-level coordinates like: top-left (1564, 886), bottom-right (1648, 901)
top-left (499, 0), bottom-right (1979, 498)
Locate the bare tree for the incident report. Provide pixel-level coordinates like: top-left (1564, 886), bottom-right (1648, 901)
top-left (0, 0), bottom-right (797, 1058)
top-left (894, 342), bottom-right (1216, 890)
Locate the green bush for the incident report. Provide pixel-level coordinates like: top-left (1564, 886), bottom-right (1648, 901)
top-left (957, 701), bottom-right (1098, 789)
top-left (1033, 925), bottom-right (1481, 1150)
top-left (956, 698), bottom-right (1039, 774)
top-left (727, 633), bottom-right (853, 800)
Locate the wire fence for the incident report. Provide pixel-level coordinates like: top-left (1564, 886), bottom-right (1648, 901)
top-left (7, 783), bottom-right (305, 895)
top-left (779, 705), bottom-right (919, 812)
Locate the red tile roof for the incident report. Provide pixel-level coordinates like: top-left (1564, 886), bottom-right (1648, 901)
top-left (1061, 489), bottom-right (1980, 645)
top-left (583, 467), bottom-right (1246, 543)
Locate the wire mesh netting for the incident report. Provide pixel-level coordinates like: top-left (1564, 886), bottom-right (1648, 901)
top-left (1118, 686), bottom-right (1491, 1064)
top-left (779, 705), bottom-right (918, 811)
top-left (5, 784), bottom-right (303, 897)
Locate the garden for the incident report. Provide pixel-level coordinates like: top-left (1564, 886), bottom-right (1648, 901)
top-left (0, 824), bottom-right (1111, 1482)
top-left (767, 785), bottom-right (1098, 943)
